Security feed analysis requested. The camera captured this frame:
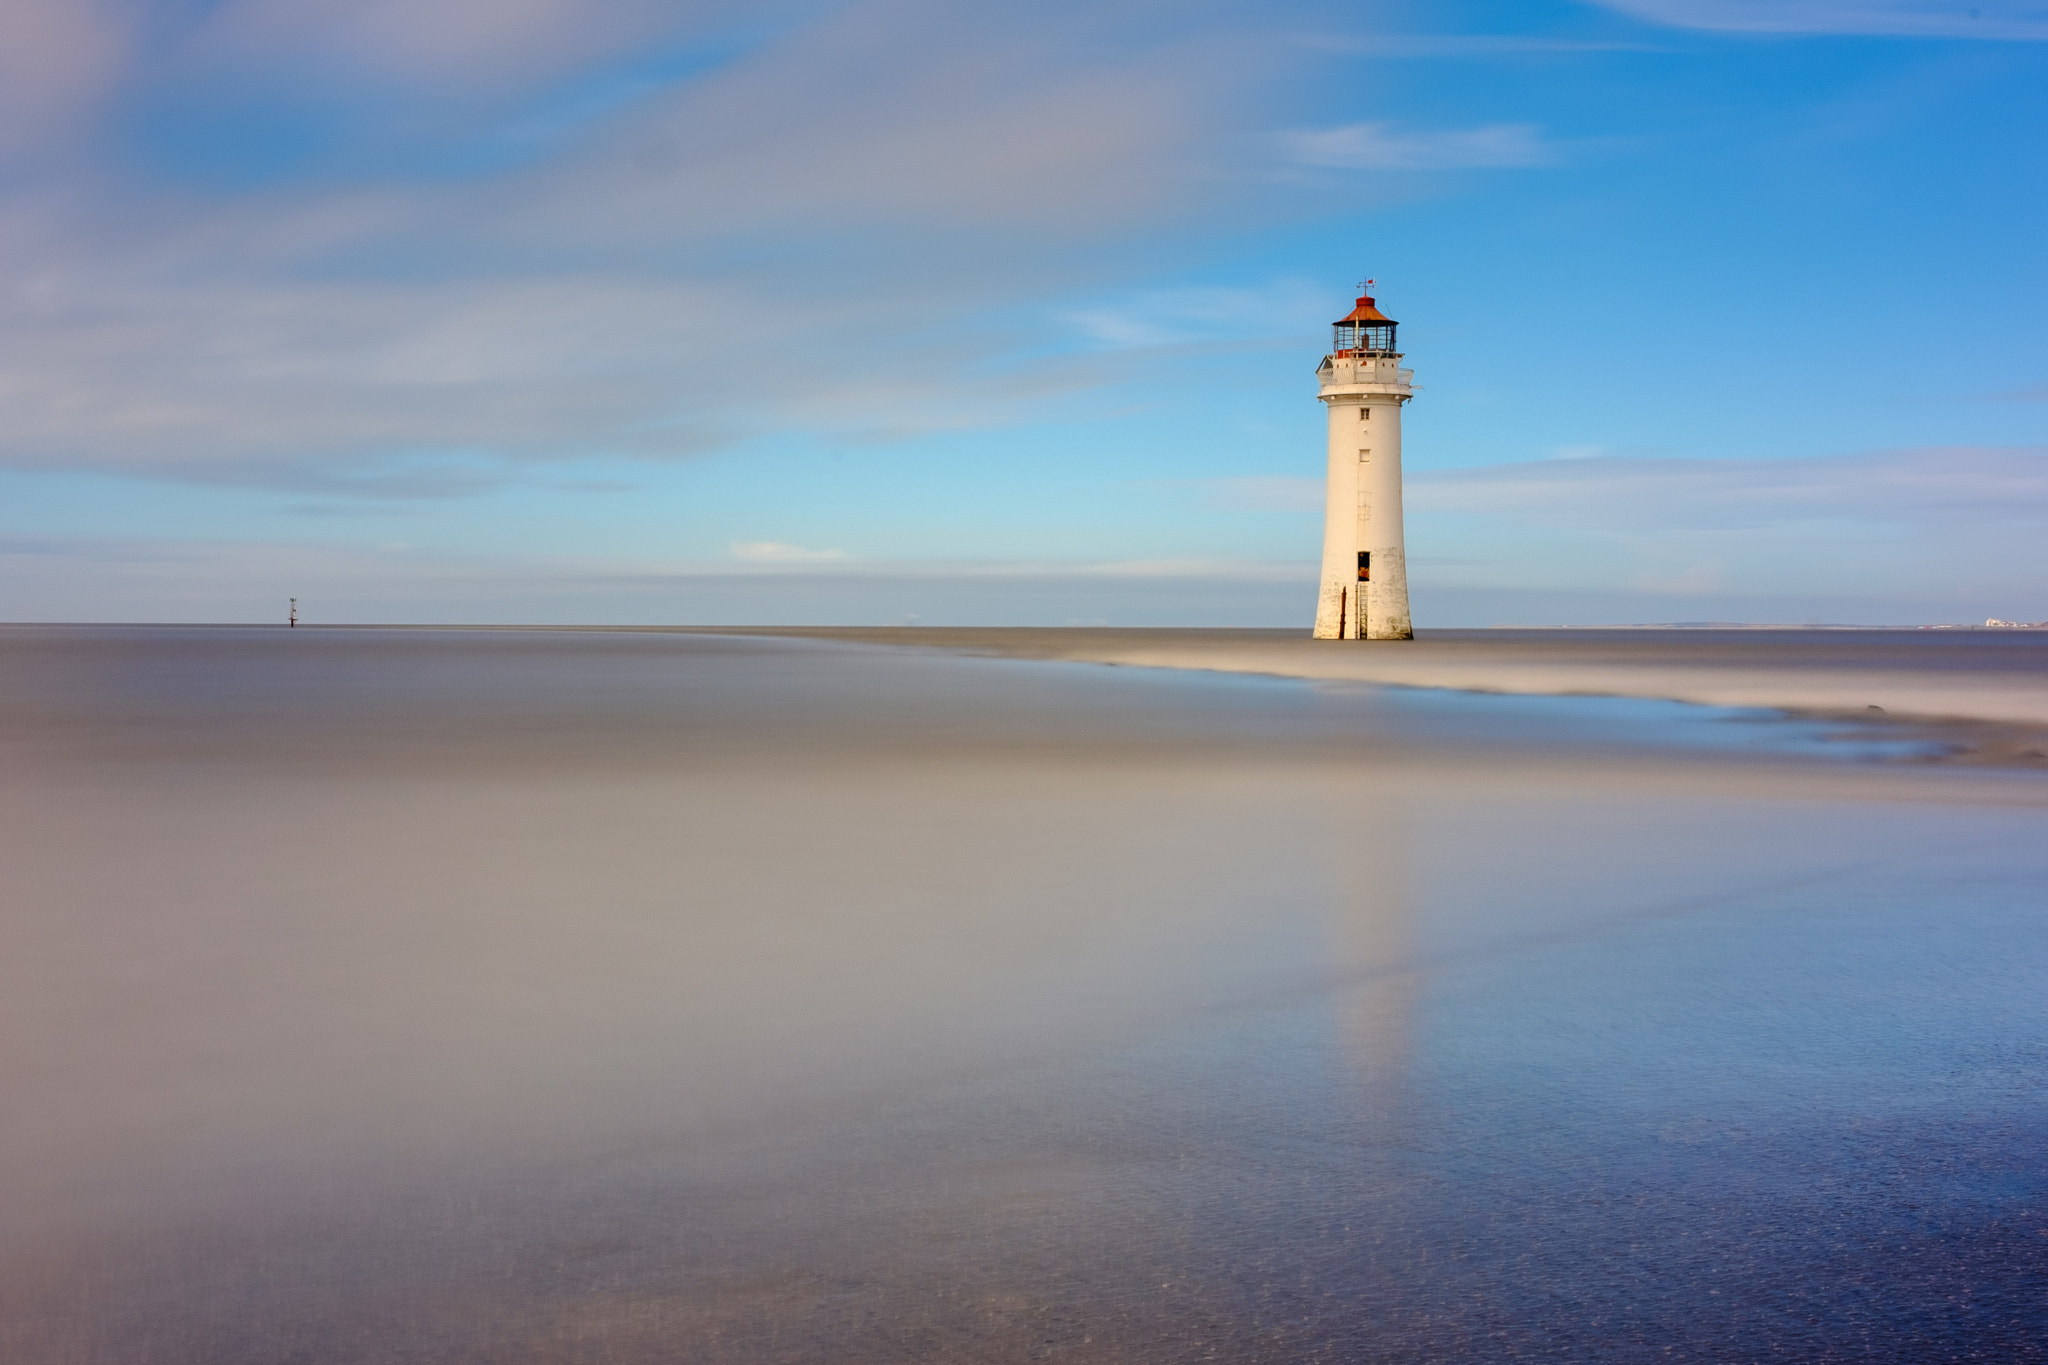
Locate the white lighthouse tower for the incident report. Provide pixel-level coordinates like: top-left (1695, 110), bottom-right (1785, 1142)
top-left (1312, 282), bottom-right (1414, 640)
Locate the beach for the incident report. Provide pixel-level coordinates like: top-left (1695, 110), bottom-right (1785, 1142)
top-left (692, 626), bottom-right (2048, 758)
top-left (1, 625), bottom-right (2043, 1361)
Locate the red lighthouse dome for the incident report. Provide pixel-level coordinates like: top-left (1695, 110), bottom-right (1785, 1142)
top-left (1333, 287), bottom-right (1398, 357)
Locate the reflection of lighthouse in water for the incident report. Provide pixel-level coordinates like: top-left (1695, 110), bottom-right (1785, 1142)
top-left (1296, 774), bottom-right (1418, 1175)
top-left (1313, 282), bottom-right (1414, 641)
top-left (1326, 786), bottom-right (1415, 1111)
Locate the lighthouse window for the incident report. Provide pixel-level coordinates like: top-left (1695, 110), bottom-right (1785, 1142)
top-left (1360, 408), bottom-right (1370, 420)
top-left (1357, 552), bottom-right (1371, 582)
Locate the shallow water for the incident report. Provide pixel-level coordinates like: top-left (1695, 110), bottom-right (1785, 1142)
top-left (1, 627), bottom-right (2043, 1361)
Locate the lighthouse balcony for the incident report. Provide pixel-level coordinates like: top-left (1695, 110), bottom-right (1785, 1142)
top-left (1318, 355), bottom-right (1409, 375)
top-left (1317, 355), bottom-right (1413, 391)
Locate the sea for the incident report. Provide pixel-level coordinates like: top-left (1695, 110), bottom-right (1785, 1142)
top-left (0, 625), bottom-right (2043, 1362)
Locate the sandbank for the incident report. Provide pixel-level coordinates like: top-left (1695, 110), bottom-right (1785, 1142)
top-left (680, 626), bottom-right (2048, 761)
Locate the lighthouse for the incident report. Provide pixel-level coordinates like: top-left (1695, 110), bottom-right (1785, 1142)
top-left (1312, 283), bottom-right (1414, 641)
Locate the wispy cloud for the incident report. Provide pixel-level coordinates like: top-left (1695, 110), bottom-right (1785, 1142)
top-left (0, 535), bottom-right (1315, 624)
top-left (0, 0), bottom-right (1282, 493)
top-left (730, 541), bottom-right (848, 563)
top-left (1162, 450), bottom-right (2048, 528)
top-left (0, 0), bottom-right (129, 154)
top-left (1299, 33), bottom-right (1668, 56)
top-left (1411, 447), bottom-right (2048, 527)
top-left (1279, 122), bottom-right (1556, 171)
top-left (1632, 561), bottom-right (1730, 595)
top-left (186, 0), bottom-right (788, 91)
top-left (1591, 1), bottom-right (2048, 40)
top-left (1060, 280), bottom-right (1326, 350)
top-left (1082, 557), bottom-right (1309, 580)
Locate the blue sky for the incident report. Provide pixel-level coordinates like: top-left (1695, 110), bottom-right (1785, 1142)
top-left (1, 0), bottom-right (2044, 625)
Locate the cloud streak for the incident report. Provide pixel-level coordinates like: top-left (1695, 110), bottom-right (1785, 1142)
top-left (730, 542), bottom-right (848, 563)
top-left (1299, 33), bottom-right (1667, 57)
top-left (1280, 121), bottom-right (1556, 170)
top-left (1592, 1), bottom-right (2048, 40)
top-left (0, 0), bottom-right (1284, 492)
top-left (0, 535), bottom-right (1315, 624)
top-left (1060, 280), bottom-right (1327, 349)
top-left (1410, 447), bottom-right (2048, 527)
top-left (187, 0), bottom-right (783, 91)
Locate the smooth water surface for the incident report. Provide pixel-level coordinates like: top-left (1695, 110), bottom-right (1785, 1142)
top-left (0, 627), bottom-right (2043, 1362)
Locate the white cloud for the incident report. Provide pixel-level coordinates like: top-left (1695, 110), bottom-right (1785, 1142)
top-left (1411, 447), bottom-right (2048, 528)
top-left (5, 527), bottom-right (2026, 625)
top-left (1060, 280), bottom-right (1326, 349)
top-left (1280, 121), bottom-right (1556, 171)
top-left (1160, 451), bottom-right (2048, 531)
top-left (0, 536), bottom-right (1316, 624)
top-left (0, 0), bottom-right (129, 154)
top-left (190, 0), bottom-right (775, 89)
top-left (731, 541), bottom-right (848, 563)
top-left (1591, 1), bottom-right (2048, 40)
top-left (1633, 561), bottom-right (1730, 595)
top-left (0, 0), bottom-right (1277, 491)
top-left (1299, 34), bottom-right (1667, 56)
top-left (1082, 557), bottom-right (1309, 580)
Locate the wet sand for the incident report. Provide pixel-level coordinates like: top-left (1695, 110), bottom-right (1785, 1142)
top-left (676, 626), bottom-right (2048, 764)
top-left (1, 626), bottom-right (2044, 1361)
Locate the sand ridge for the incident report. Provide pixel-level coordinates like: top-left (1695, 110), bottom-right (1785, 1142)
top-left (658, 626), bottom-right (2048, 763)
